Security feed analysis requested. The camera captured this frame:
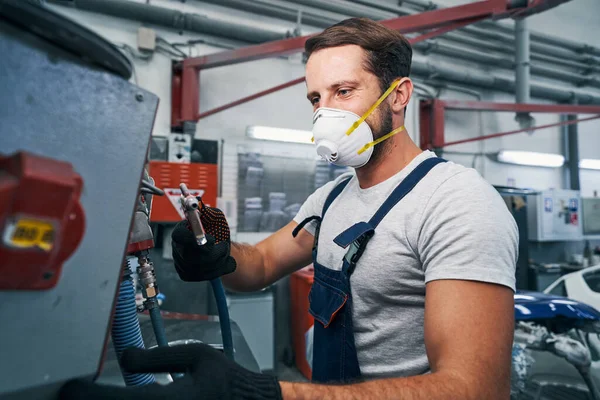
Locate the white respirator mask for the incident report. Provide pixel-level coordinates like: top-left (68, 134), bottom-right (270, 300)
top-left (311, 78), bottom-right (406, 168)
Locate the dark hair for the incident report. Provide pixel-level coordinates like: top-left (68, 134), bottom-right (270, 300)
top-left (305, 18), bottom-right (412, 93)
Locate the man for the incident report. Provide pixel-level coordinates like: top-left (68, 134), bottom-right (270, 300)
top-left (62, 17), bottom-right (517, 400)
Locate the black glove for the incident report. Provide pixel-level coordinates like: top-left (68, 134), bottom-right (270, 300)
top-left (60, 343), bottom-right (282, 400)
top-left (171, 202), bottom-right (236, 282)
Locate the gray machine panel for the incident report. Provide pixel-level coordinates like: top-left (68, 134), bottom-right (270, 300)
top-left (0, 18), bottom-right (158, 398)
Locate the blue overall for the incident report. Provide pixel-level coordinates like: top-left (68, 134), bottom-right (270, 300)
top-left (293, 157), bottom-right (446, 383)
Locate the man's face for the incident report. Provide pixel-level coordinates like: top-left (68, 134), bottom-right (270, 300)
top-left (305, 45), bottom-right (394, 163)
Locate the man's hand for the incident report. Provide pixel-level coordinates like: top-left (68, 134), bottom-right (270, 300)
top-left (60, 343), bottom-right (282, 400)
top-left (171, 203), bottom-right (237, 282)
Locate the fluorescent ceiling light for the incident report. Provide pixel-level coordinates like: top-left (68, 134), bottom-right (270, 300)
top-left (580, 159), bottom-right (600, 170)
top-left (246, 126), bottom-right (313, 145)
top-left (496, 150), bottom-right (564, 168)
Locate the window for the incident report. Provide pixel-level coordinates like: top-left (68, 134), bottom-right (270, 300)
top-left (237, 153), bottom-right (314, 232)
top-left (548, 281), bottom-right (568, 297)
top-left (583, 272), bottom-right (600, 293)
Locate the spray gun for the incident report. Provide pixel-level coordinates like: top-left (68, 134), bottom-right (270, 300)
top-left (178, 182), bottom-right (235, 360)
top-left (179, 183), bottom-right (207, 246)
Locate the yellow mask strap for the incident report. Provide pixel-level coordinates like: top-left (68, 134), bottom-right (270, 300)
top-left (345, 78), bottom-right (402, 136)
top-left (357, 125), bottom-right (405, 155)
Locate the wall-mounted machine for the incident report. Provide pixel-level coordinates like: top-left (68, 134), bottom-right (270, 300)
top-left (527, 189), bottom-right (583, 242)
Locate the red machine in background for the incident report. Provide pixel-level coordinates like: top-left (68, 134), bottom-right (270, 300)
top-left (148, 161), bottom-right (218, 223)
top-left (290, 266), bottom-right (315, 380)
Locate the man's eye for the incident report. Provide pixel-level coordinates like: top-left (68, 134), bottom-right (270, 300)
top-left (338, 89), bottom-right (351, 96)
top-left (310, 97), bottom-right (320, 105)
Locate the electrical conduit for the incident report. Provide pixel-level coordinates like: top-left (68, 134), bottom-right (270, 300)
top-left (111, 262), bottom-right (155, 386)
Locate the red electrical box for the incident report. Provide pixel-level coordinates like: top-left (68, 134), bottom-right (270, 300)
top-left (148, 161), bottom-right (218, 223)
top-left (290, 265), bottom-right (315, 380)
top-left (0, 151), bottom-right (85, 290)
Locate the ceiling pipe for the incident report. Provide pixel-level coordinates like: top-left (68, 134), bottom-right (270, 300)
top-left (54, 0), bottom-right (600, 83)
top-left (47, 0), bottom-right (600, 104)
top-left (443, 28), bottom-right (600, 71)
top-left (514, 17), bottom-right (533, 130)
top-left (476, 18), bottom-right (600, 58)
top-left (351, 0), bottom-right (600, 58)
top-left (459, 24), bottom-right (600, 63)
top-left (566, 109), bottom-right (581, 190)
top-left (531, 35), bottom-right (600, 58)
top-left (515, 18), bottom-right (531, 105)
top-left (531, 52), bottom-right (600, 74)
top-left (47, 0), bottom-right (289, 44)
top-left (350, 0), bottom-right (425, 13)
top-left (436, 31), bottom-right (600, 68)
top-left (197, 0), bottom-right (600, 87)
top-left (529, 64), bottom-right (600, 87)
top-left (284, 0), bottom-right (395, 20)
top-left (415, 41), bottom-right (600, 89)
top-left (196, 0), bottom-right (336, 29)
top-left (193, 0), bottom-right (600, 72)
top-left (409, 54), bottom-right (600, 104)
top-left (284, 0), bottom-right (600, 68)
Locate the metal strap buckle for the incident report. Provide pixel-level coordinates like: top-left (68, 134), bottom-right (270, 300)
top-left (343, 241), bottom-right (361, 265)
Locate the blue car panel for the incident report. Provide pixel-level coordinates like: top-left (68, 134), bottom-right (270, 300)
top-left (514, 291), bottom-right (600, 332)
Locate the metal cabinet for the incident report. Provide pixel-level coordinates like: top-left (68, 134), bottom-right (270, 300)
top-left (226, 289), bottom-right (276, 373)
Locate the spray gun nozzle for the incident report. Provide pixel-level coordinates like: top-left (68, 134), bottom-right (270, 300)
top-left (179, 182), bottom-right (208, 246)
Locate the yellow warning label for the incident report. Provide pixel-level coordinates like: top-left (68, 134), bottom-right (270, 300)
top-left (4, 218), bottom-right (54, 252)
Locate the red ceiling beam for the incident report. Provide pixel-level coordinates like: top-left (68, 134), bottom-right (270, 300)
top-left (196, 76), bottom-right (306, 120)
top-left (171, 64), bottom-right (182, 130)
top-left (420, 100), bottom-right (447, 150)
top-left (186, 17), bottom-right (498, 123)
top-left (180, 65), bottom-right (199, 126)
top-left (420, 99), bottom-right (600, 150)
top-left (182, 36), bottom-right (311, 70)
top-left (172, 0), bottom-right (575, 126)
top-left (184, 0), bottom-right (507, 71)
top-left (442, 114), bottom-right (600, 147)
top-left (434, 100), bottom-right (600, 114)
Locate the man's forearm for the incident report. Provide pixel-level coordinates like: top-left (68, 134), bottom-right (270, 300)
top-left (280, 371), bottom-right (481, 400)
top-left (221, 242), bottom-right (268, 292)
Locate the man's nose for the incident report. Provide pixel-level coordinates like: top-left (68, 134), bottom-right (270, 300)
top-left (316, 98), bottom-right (332, 109)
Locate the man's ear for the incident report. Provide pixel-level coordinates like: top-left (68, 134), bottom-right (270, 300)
top-left (390, 78), bottom-right (413, 114)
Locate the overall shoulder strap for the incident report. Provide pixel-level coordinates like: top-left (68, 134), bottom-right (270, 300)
top-left (333, 157), bottom-right (447, 249)
top-left (322, 176), bottom-right (352, 218)
top-left (335, 157), bottom-right (445, 275)
top-left (369, 157), bottom-right (446, 228)
top-left (291, 176), bottom-right (352, 238)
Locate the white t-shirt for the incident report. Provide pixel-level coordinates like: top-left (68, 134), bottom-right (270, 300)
top-left (294, 150), bottom-right (518, 379)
